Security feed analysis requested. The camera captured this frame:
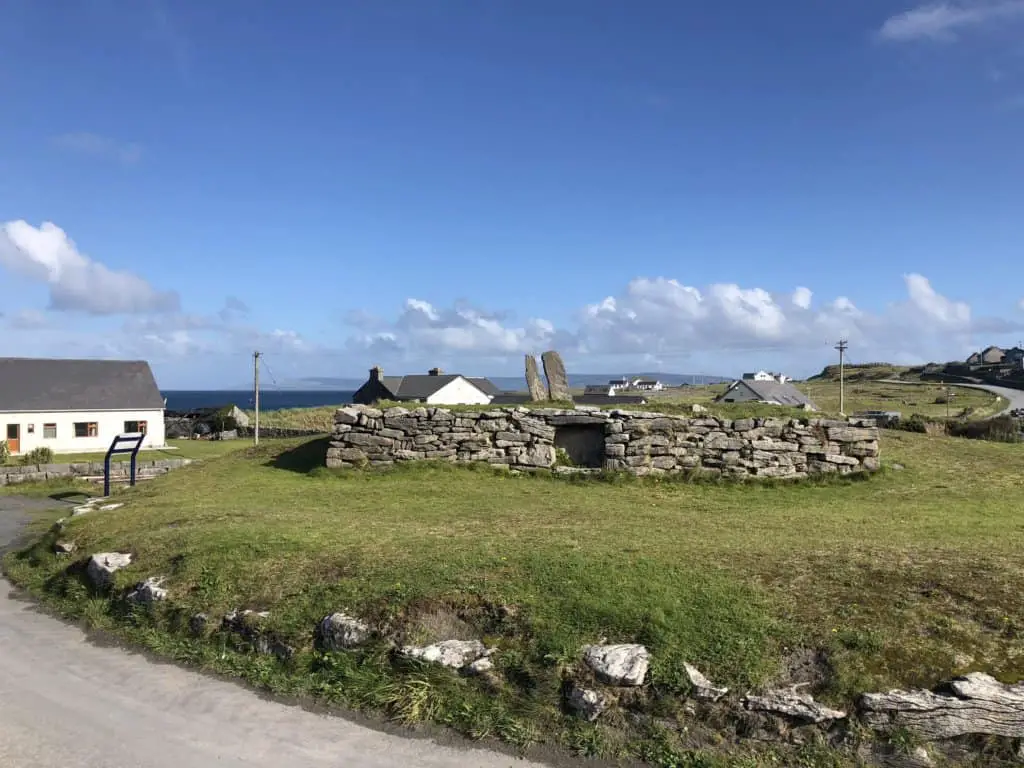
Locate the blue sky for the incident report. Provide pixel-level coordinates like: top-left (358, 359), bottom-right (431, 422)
top-left (2, 0), bottom-right (1024, 388)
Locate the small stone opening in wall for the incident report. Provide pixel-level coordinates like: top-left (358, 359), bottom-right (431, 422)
top-left (553, 425), bottom-right (605, 468)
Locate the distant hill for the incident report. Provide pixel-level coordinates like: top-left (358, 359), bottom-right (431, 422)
top-left (808, 363), bottom-right (918, 383)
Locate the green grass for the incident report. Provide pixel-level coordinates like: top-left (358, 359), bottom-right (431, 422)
top-left (5, 428), bottom-right (1024, 764)
top-left (2, 437), bottom-right (272, 466)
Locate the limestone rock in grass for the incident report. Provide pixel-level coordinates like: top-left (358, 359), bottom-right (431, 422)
top-left (466, 657), bottom-right (494, 676)
top-left (743, 686), bottom-right (846, 724)
top-left (683, 662), bottom-right (729, 702)
top-left (541, 350), bottom-right (572, 402)
top-left (859, 673), bottom-right (1024, 741)
top-left (567, 685), bottom-right (609, 722)
top-left (691, 404), bottom-right (709, 414)
top-left (223, 610), bottom-right (294, 661)
top-left (524, 354), bottom-right (548, 402)
top-left (53, 539), bottom-right (77, 555)
top-left (86, 552), bottom-right (133, 589)
top-left (126, 576), bottom-right (168, 604)
top-left (317, 612), bottom-right (372, 651)
top-left (400, 639), bottom-right (490, 670)
top-left (583, 644), bottom-right (650, 687)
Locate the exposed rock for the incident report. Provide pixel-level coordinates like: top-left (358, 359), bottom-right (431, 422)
top-left (317, 612), bottom-right (372, 651)
top-left (684, 662), bottom-right (729, 702)
top-left (222, 609), bottom-right (293, 660)
top-left (541, 350), bottom-right (572, 402)
top-left (401, 639), bottom-right (490, 670)
top-left (53, 539), bottom-right (77, 555)
top-left (567, 685), bottom-right (609, 722)
top-left (335, 407), bottom-right (360, 425)
top-left (691, 404), bottom-right (709, 414)
top-left (126, 576), bottom-right (168, 604)
top-left (466, 657), bottom-right (494, 676)
top-left (229, 405), bottom-right (250, 428)
top-left (583, 644), bottom-right (650, 687)
top-left (859, 673), bottom-right (1024, 741)
top-left (524, 354), bottom-right (548, 402)
top-left (743, 686), bottom-right (847, 724)
top-left (86, 552), bottom-right (133, 589)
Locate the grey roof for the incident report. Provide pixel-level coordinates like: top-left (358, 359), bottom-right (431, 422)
top-left (467, 377), bottom-right (501, 396)
top-left (0, 358), bottom-right (165, 412)
top-left (720, 379), bottom-right (816, 408)
top-left (376, 374), bottom-right (497, 401)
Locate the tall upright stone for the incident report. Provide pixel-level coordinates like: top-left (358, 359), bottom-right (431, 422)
top-left (524, 355), bottom-right (548, 402)
top-left (541, 350), bottom-right (573, 402)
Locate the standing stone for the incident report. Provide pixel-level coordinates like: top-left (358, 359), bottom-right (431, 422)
top-left (525, 355), bottom-right (548, 402)
top-left (541, 350), bottom-right (572, 402)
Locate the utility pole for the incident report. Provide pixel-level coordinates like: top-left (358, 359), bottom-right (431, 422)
top-left (253, 351), bottom-right (261, 446)
top-left (835, 339), bottom-right (848, 416)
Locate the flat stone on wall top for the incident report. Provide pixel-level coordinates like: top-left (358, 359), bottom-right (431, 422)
top-left (326, 405), bottom-right (880, 480)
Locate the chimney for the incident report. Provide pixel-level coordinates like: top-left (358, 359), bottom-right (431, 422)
top-left (428, 367), bottom-right (443, 376)
top-left (369, 366), bottom-right (382, 381)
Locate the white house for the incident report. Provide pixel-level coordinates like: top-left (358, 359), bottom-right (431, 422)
top-left (632, 378), bottom-right (664, 391)
top-left (742, 370), bottom-right (791, 384)
top-left (0, 358), bottom-right (166, 455)
top-left (352, 367), bottom-right (499, 406)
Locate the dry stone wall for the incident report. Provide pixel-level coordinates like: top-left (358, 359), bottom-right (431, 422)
top-left (0, 458), bottom-right (192, 486)
top-left (326, 406), bottom-right (880, 478)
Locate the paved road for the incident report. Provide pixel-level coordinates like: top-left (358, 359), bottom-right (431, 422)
top-left (0, 496), bottom-right (548, 768)
top-left (879, 379), bottom-right (1024, 418)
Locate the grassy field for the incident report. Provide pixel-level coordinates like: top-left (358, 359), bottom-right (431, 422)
top-left (2, 438), bottom-right (266, 467)
top-left (5, 427), bottom-right (1024, 765)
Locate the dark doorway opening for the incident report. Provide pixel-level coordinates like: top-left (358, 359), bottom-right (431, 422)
top-left (553, 425), bottom-right (605, 468)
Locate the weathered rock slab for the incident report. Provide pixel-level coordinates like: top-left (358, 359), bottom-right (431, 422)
top-left (583, 644), bottom-right (649, 687)
top-left (567, 685), bottom-right (609, 721)
top-left (525, 354), bottom-right (548, 401)
top-left (401, 639), bottom-right (490, 670)
top-left (684, 662), bottom-right (729, 702)
top-left (317, 612), bottom-right (372, 651)
top-left (743, 687), bottom-right (846, 724)
top-left (126, 576), bottom-right (168, 604)
top-left (859, 673), bottom-right (1024, 740)
top-left (86, 552), bottom-right (133, 589)
top-left (541, 350), bottom-right (572, 402)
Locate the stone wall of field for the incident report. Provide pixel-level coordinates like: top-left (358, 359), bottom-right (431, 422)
top-left (326, 406), bottom-right (880, 478)
top-left (0, 458), bottom-right (192, 486)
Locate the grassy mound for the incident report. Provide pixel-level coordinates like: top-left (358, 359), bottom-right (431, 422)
top-left (5, 432), bottom-right (1024, 765)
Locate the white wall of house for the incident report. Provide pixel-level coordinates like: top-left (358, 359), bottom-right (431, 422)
top-left (1, 409), bottom-right (166, 455)
top-left (424, 377), bottom-right (492, 405)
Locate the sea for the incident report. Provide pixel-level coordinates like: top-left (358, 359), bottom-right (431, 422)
top-left (162, 390), bottom-right (356, 412)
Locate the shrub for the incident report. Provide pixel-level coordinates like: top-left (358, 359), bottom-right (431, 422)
top-left (0, 440), bottom-right (8, 462)
top-left (948, 417), bottom-right (1022, 444)
top-left (20, 446), bottom-right (55, 465)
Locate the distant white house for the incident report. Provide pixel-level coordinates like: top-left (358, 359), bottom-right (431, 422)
top-left (632, 378), bottom-right (664, 391)
top-left (352, 367), bottom-right (499, 406)
top-left (742, 370), bottom-right (791, 384)
top-left (0, 358), bottom-right (166, 455)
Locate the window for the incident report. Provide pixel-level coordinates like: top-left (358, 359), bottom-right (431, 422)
top-left (43, 424), bottom-right (56, 439)
top-left (27, 424), bottom-right (35, 434)
top-left (74, 422), bottom-right (98, 438)
top-left (124, 420), bottom-right (147, 435)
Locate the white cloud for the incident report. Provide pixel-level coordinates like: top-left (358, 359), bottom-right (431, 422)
top-left (0, 221), bottom-right (179, 315)
top-left (348, 298), bottom-right (559, 359)
top-left (878, 1), bottom-right (1024, 42)
top-left (52, 132), bottom-right (143, 165)
top-left (792, 286), bottom-right (813, 309)
top-left (904, 272), bottom-right (971, 325)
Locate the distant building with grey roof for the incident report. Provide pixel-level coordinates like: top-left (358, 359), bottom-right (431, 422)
top-left (715, 379), bottom-right (817, 410)
top-left (352, 367), bottom-right (499, 406)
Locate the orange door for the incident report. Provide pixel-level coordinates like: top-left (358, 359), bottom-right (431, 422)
top-left (5, 424), bottom-right (20, 454)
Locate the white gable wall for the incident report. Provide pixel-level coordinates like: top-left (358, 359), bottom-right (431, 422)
top-left (1, 409), bottom-right (166, 455)
top-left (424, 377), bottom-right (492, 405)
